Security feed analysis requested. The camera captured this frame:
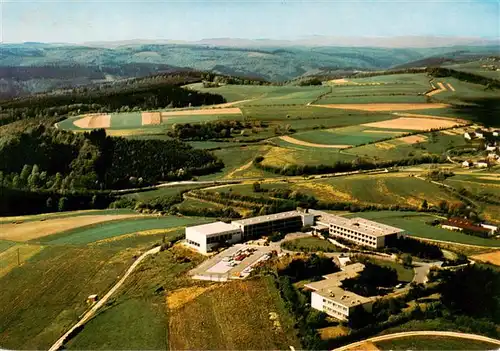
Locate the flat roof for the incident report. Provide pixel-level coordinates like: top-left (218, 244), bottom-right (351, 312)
top-left (232, 210), bottom-right (301, 226)
top-left (188, 221), bottom-right (239, 236)
top-left (314, 286), bottom-right (372, 306)
top-left (305, 263), bottom-right (372, 307)
top-left (311, 210), bottom-right (403, 237)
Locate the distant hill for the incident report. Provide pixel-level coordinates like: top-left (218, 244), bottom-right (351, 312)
top-left (0, 40), bottom-right (499, 97)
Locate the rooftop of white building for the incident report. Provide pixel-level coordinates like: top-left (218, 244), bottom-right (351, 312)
top-left (310, 210), bottom-right (403, 237)
top-left (187, 221), bottom-right (239, 237)
top-left (231, 210), bottom-right (302, 226)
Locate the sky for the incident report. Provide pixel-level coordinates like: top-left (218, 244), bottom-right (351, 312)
top-left (1, 0), bottom-right (499, 43)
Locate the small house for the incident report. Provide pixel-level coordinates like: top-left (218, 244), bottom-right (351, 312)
top-left (493, 130), bottom-right (499, 137)
top-left (475, 129), bottom-right (485, 139)
top-left (480, 223), bottom-right (498, 235)
top-left (486, 145), bottom-right (497, 152)
top-left (464, 132), bottom-right (473, 140)
top-left (475, 160), bottom-right (489, 168)
top-left (462, 160), bottom-right (472, 168)
top-left (487, 153), bottom-right (499, 160)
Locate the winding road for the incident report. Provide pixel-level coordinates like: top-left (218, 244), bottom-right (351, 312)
top-left (334, 331), bottom-right (500, 351)
top-left (48, 246), bottom-right (161, 351)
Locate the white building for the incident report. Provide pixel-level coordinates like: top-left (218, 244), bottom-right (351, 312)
top-left (486, 145), bottom-right (497, 152)
top-left (185, 221), bottom-right (242, 254)
top-left (480, 223), bottom-right (498, 235)
top-left (464, 132), bottom-right (472, 140)
top-left (306, 263), bottom-right (373, 321)
top-left (462, 160), bottom-right (472, 168)
top-left (476, 161), bottom-right (489, 168)
top-left (311, 211), bottom-right (405, 249)
top-left (185, 209), bottom-right (315, 254)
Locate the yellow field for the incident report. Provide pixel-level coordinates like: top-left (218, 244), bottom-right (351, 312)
top-left (73, 114), bottom-right (111, 128)
top-left (362, 117), bottom-right (459, 130)
top-left (317, 325), bottom-right (349, 340)
top-left (0, 214), bottom-right (140, 241)
top-left (471, 250), bottom-right (500, 266)
top-left (167, 284), bottom-right (218, 310)
top-left (0, 244), bottom-right (44, 278)
top-left (398, 135), bottom-right (428, 144)
top-left (141, 112), bottom-right (162, 125)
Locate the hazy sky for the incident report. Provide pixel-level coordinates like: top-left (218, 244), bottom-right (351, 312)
top-left (2, 0), bottom-right (499, 43)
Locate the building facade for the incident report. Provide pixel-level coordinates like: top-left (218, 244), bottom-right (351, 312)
top-left (306, 263), bottom-right (373, 321)
top-left (311, 211), bottom-right (405, 249)
top-left (185, 221), bottom-right (242, 254)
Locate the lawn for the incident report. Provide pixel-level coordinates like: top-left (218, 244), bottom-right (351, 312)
top-left (316, 94), bottom-right (428, 104)
top-left (347, 211), bottom-right (500, 247)
top-left (291, 125), bottom-right (411, 146)
top-left (281, 236), bottom-right (341, 253)
top-left (368, 258), bottom-right (414, 282)
top-left (0, 240), bottom-right (17, 253)
top-left (65, 249), bottom-right (199, 350)
top-left (349, 73), bottom-right (431, 86)
top-left (168, 276), bottom-right (301, 350)
top-left (109, 112), bottom-right (142, 128)
top-left (0, 245), bottom-right (133, 349)
top-left (260, 144), bottom-right (355, 167)
top-left (38, 216), bottom-right (211, 245)
top-left (375, 335), bottom-right (498, 350)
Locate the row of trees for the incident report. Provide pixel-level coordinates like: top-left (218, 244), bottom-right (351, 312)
top-left (253, 154), bottom-right (446, 176)
top-left (167, 120), bottom-right (259, 140)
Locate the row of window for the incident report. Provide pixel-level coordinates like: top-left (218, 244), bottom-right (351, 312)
top-left (206, 232), bottom-right (235, 244)
top-left (187, 239), bottom-right (200, 247)
top-left (331, 225), bottom-right (376, 240)
top-left (332, 230), bottom-right (376, 246)
top-left (324, 305), bottom-right (348, 317)
top-left (323, 298), bottom-right (348, 312)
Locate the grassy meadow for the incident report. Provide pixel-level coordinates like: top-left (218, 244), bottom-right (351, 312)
top-left (375, 336), bottom-right (499, 350)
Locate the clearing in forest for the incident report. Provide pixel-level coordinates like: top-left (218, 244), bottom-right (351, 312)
top-left (362, 117), bottom-right (460, 131)
top-left (310, 103), bottom-right (450, 111)
top-left (141, 112), bottom-right (162, 125)
top-left (279, 135), bottom-right (351, 149)
top-left (0, 214), bottom-right (140, 241)
top-left (73, 114), bottom-right (111, 128)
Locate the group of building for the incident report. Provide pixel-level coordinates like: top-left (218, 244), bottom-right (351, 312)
top-left (441, 217), bottom-right (498, 237)
top-left (185, 208), bottom-right (405, 254)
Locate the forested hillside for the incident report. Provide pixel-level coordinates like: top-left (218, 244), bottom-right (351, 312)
top-left (0, 127), bottom-right (222, 190)
top-left (0, 72), bottom-right (225, 126)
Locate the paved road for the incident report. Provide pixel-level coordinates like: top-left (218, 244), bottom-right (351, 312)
top-left (334, 331), bottom-right (500, 351)
top-left (48, 246), bottom-right (161, 351)
top-left (412, 261), bottom-right (434, 284)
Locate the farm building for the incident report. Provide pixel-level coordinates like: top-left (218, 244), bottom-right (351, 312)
top-left (441, 218), bottom-right (493, 236)
top-left (305, 263), bottom-right (374, 321)
top-left (310, 211), bottom-right (405, 249)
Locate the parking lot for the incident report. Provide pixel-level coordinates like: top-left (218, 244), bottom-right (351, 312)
top-left (189, 244), bottom-right (276, 282)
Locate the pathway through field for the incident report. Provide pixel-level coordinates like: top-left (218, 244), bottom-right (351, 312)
top-left (48, 246), bottom-right (161, 351)
top-left (309, 103), bottom-right (450, 111)
top-left (279, 135), bottom-right (351, 149)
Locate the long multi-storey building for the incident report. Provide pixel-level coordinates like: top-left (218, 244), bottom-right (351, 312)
top-left (184, 208), bottom-right (404, 254)
top-left (311, 211), bottom-right (405, 249)
top-left (185, 209), bottom-right (315, 254)
top-left (305, 263), bottom-right (374, 321)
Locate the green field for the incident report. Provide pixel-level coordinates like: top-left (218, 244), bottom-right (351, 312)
top-left (0, 240), bottom-right (18, 253)
top-left (0, 208), bottom-right (135, 224)
top-left (347, 211), bottom-right (500, 247)
top-left (368, 258), bottom-right (414, 282)
top-left (444, 60), bottom-right (500, 80)
top-left (122, 184), bottom-right (206, 201)
top-left (168, 276), bottom-right (300, 350)
top-left (0, 246), bottom-right (132, 349)
top-left (292, 125), bottom-right (412, 146)
top-left (37, 216), bottom-right (210, 245)
top-left (375, 335), bottom-right (498, 350)
top-left (260, 144), bottom-right (355, 167)
top-left (281, 236), bottom-right (341, 253)
top-left (348, 73), bottom-right (432, 86)
top-left (187, 83), bottom-right (329, 105)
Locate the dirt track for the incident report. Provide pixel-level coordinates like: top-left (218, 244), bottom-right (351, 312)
top-left (310, 103), bottom-right (449, 111)
top-left (0, 214), bottom-right (140, 241)
top-left (48, 246), bottom-right (161, 351)
top-left (471, 250), bottom-right (500, 266)
top-left (279, 135), bottom-right (351, 149)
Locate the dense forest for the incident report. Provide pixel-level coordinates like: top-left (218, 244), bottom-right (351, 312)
top-left (0, 126), bottom-right (222, 191)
